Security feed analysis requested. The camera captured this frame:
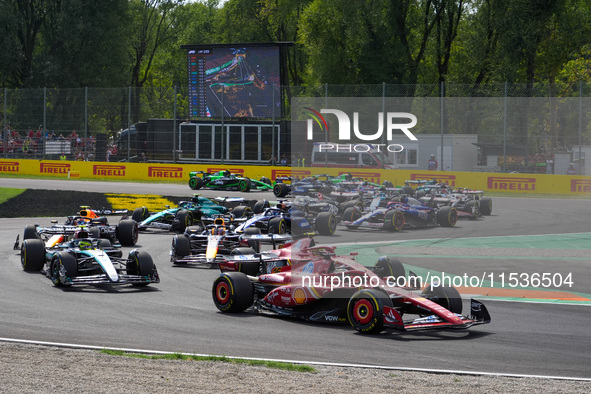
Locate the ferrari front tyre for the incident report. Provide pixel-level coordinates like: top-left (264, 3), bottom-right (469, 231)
top-left (212, 272), bottom-right (254, 313)
top-left (479, 197), bottom-right (493, 216)
top-left (273, 183), bottom-right (290, 197)
top-left (132, 206), bottom-right (149, 222)
top-left (127, 250), bottom-right (156, 287)
top-left (421, 285), bottom-right (463, 314)
top-left (21, 239), bottom-right (45, 271)
top-left (189, 176), bottom-right (203, 190)
top-left (342, 207), bottom-right (361, 229)
top-left (50, 252), bottom-right (77, 287)
top-left (268, 217), bottom-right (287, 234)
top-left (23, 224), bottom-right (40, 240)
top-left (347, 289), bottom-right (391, 334)
top-left (175, 209), bottom-right (194, 233)
top-left (172, 234), bottom-right (191, 262)
top-left (232, 205), bottom-right (252, 218)
top-left (116, 219), bottom-right (138, 246)
top-left (238, 179), bottom-right (251, 192)
top-left (315, 212), bottom-right (337, 235)
top-left (253, 199), bottom-right (270, 214)
top-left (384, 210), bottom-right (405, 231)
top-left (437, 206), bottom-right (457, 227)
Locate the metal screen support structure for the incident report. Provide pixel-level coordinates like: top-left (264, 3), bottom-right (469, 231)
top-left (440, 81), bottom-right (444, 171)
top-left (84, 87), bottom-right (88, 161)
top-left (173, 85), bottom-right (177, 163)
top-left (503, 81), bottom-right (508, 173)
top-left (43, 87), bottom-right (47, 160)
top-left (578, 81), bottom-right (583, 174)
top-left (127, 86), bottom-right (131, 162)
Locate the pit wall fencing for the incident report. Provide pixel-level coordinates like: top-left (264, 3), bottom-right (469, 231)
top-left (1, 159), bottom-right (590, 196)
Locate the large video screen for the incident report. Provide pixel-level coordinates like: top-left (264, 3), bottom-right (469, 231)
top-left (186, 45), bottom-right (281, 118)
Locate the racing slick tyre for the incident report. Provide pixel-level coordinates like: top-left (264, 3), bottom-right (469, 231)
top-left (374, 257), bottom-right (406, 284)
top-left (421, 285), bottom-right (463, 314)
top-left (320, 185), bottom-right (333, 195)
top-left (384, 210), bottom-right (405, 232)
top-left (88, 227), bottom-right (101, 239)
top-left (465, 200), bottom-right (480, 219)
top-left (50, 252), bottom-right (77, 287)
top-left (212, 272), bottom-right (254, 313)
top-left (437, 206), bottom-right (458, 227)
top-left (479, 197), bottom-right (493, 216)
top-left (232, 205), bottom-right (252, 218)
top-left (185, 225), bottom-right (204, 235)
top-left (171, 235), bottom-right (191, 263)
top-left (342, 207), bottom-right (362, 229)
top-left (315, 212), bottom-right (337, 235)
top-left (97, 239), bottom-right (112, 249)
top-left (383, 180), bottom-right (394, 188)
top-left (238, 179), bottom-right (252, 192)
top-left (415, 190), bottom-right (426, 199)
top-left (189, 176), bottom-right (203, 190)
top-left (268, 217), bottom-right (287, 234)
top-left (260, 176), bottom-right (272, 186)
top-left (402, 185), bottom-right (414, 197)
top-left (21, 239), bottom-right (45, 272)
top-left (116, 219), bottom-right (139, 246)
top-left (23, 224), bottom-right (40, 240)
top-left (132, 206), bottom-right (150, 222)
top-left (175, 210), bottom-right (194, 233)
top-left (342, 200), bottom-right (364, 211)
top-left (244, 227), bottom-right (262, 235)
top-left (273, 183), bottom-right (290, 197)
top-left (347, 289), bottom-right (392, 334)
top-left (253, 200), bottom-right (270, 214)
top-left (127, 250), bottom-right (156, 287)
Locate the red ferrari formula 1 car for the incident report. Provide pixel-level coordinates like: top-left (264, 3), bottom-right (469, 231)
top-left (212, 239), bottom-right (491, 334)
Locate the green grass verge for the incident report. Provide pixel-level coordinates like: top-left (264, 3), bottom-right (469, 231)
top-left (0, 187), bottom-right (26, 204)
top-left (100, 349), bottom-right (316, 373)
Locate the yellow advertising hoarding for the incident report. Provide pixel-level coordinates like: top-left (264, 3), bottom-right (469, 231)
top-left (1, 159), bottom-right (590, 196)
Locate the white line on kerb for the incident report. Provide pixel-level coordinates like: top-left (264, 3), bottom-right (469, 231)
top-left (1, 337), bottom-right (589, 382)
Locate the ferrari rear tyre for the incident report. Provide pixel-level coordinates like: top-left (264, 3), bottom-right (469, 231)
top-left (273, 183), bottom-right (290, 197)
top-left (172, 235), bottom-right (191, 262)
top-left (132, 206), bottom-right (149, 222)
top-left (268, 217), bottom-right (287, 234)
top-left (437, 206), bottom-right (457, 227)
top-left (23, 224), bottom-right (40, 240)
top-left (50, 252), bottom-right (77, 287)
top-left (116, 219), bottom-right (138, 246)
top-left (315, 212), bottom-right (337, 235)
top-left (384, 210), bottom-right (405, 231)
top-left (21, 239), bottom-right (45, 271)
top-left (212, 272), bottom-right (254, 313)
top-left (189, 176), bottom-right (203, 190)
top-left (342, 207), bottom-right (362, 229)
top-left (479, 197), bottom-right (492, 216)
top-left (253, 200), bottom-right (270, 214)
top-left (238, 179), bottom-right (251, 192)
top-left (347, 289), bottom-right (391, 334)
top-left (421, 285), bottom-right (463, 314)
top-left (175, 209), bottom-right (193, 233)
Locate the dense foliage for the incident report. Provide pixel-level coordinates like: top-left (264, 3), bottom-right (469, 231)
top-left (0, 0), bottom-right (590, 89)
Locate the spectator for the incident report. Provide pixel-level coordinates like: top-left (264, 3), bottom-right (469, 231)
top-left (268, 155), bottom-right (277, 166)
top-left (546, 156), bottom-right (554, 174)
top-left (428, 154), bottom-right (438, 171)
top-left (280, 154), bottom-right (288, 166)
top-left (567, 163), bottom-right (576, 175)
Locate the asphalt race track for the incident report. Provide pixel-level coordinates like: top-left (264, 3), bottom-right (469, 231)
top-left (1, 178), bottom-right (590, 378)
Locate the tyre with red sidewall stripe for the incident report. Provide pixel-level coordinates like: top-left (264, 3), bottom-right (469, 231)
top-left (212, 272), bottom-right (254, 313)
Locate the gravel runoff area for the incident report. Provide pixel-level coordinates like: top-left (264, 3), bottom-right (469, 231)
top-left (1, 342), bottom-right (589, 393)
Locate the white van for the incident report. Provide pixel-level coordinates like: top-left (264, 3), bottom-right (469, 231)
top-left (309, 143), bottom-right (399, 169)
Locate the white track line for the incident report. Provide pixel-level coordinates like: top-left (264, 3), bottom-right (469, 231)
top-left (1, 337), bottom-right (589, 382)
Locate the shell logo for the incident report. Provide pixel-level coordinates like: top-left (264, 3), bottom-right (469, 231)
top-left (293, 287), bottom-right (307, 304)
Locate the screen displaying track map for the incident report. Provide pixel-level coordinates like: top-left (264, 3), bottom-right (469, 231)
top-left (187, 45), bottom-right (281, 119)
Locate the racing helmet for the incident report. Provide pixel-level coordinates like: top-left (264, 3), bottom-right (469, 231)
top-left (78, 240), bottom-right (92, 250)
top-left (73, 229), bottom-right (89, 239)
top-left (216, 227), bottom-right (225, 235)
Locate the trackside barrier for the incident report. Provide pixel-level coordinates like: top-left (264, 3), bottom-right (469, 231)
top-left (1, 159), bottom-right (590, 196)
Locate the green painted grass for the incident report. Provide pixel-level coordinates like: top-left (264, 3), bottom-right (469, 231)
top-left (0, 187), bottom-right (26, 204)
top-left (100, 349), bottom-right (316, 373)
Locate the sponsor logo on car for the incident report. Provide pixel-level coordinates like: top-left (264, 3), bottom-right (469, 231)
top-left (271, 169), bottom-right (311, 179)
top-left (148, 166), bottom-right (182, 179)
top-left (0, 161), bottom-right (19, 172)
top-left (411, 173), bottom-right (456, 186)
top-left (93, 164), bottom-right (125, 177)
top-left (207, 167), bottom-right (244, 175)
top-left (292, 287), bottom-right (307, 304)
top-left (570, 179), bottom-right (591, 193)
top-left (487, 176), bottom-right (535, 191)
top-left (40, 162), bottom-right (70, 174)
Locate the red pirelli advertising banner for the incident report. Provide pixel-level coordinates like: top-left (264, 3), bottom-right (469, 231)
top-left (1, 159), bottom-right (590, 196)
